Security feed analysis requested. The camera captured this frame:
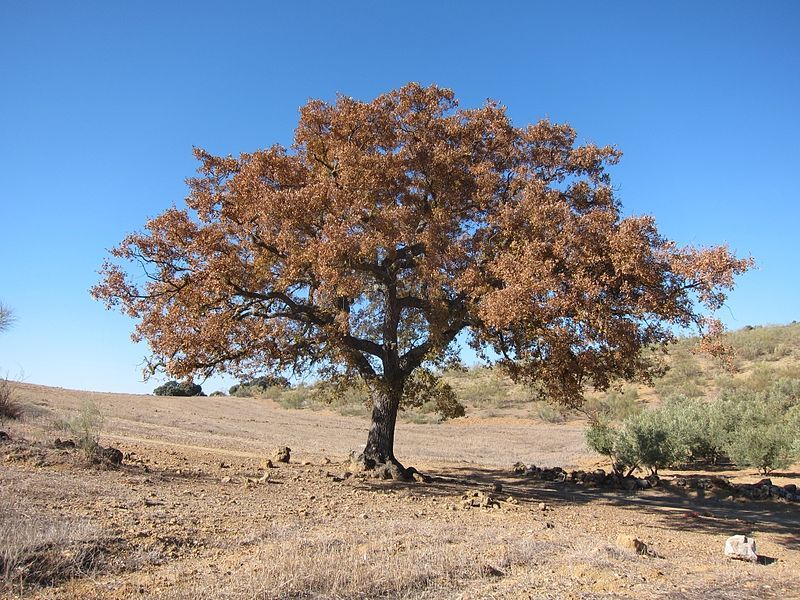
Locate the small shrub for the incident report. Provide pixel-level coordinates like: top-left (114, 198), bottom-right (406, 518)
top-left (275, 388), bottom-right (311, 410)
top-left (153, 380), bottom-right (205, 397)
top-left (209, 390), bottom-right (226, 397)
top-left (0, 377), bottom-right (22, 422)
top-left (64, 401), bottom-right (104, 459)
top-left (534, 402), bottom-right (565, 423)
top-left (402, 412), bottom-right (440, 425)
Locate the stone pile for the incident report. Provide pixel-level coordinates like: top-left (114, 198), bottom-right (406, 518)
top-left (674, 476), bottom-right (799, 502)
top-left (513, 463), bottom-right (659, 491)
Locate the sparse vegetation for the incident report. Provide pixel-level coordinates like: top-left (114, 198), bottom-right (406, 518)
top-left (52, 400), bottom-right (105, 459)
top-left (229, 375), bottom-right (290, 396)
top-left (0, 376), bottom-right (22, 422)
top-left (2, 378), bottom-right (800, 598)
top-left (0, 497), bottom-right (105, 591)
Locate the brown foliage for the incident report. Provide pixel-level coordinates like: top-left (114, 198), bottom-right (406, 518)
top-left (92, 84), bottom-right (751, 462)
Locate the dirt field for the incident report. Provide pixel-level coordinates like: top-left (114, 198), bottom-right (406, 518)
top-left (1, 383), bottom-right (799, 599)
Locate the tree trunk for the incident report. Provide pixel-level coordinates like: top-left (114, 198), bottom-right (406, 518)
top-left (355, 381), bottom-right (411, 480)
top-left (364, 385), bottom-right (401, 464)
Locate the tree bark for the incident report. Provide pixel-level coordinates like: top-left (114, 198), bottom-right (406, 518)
top-left (355, 380), bottom-right (411, 480)
top-left (363, 383), bottom-right (401, 464)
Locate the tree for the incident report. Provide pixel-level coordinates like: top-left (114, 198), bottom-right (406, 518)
top-left (0, 303), bottom-right (13, 333)
top-left (153, 380), bottom-right (205, 397)
top-left (92, 83), bottom-right (751, 478)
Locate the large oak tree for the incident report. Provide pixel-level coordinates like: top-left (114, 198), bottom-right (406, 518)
top-left (93, 84), bottom-right (751, 478)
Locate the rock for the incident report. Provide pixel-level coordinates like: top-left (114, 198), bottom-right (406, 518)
top-left (461, 489), bottom-right (501, 510)
top-left (724, 535), bottom-right (758, 562)
top-left (54, 438), bottom-right (76, 449)
top-left (491, 482), bottom-right (503, 493)
top-left (755, 478), bottom-right (772, 488)
top-left (783, 483), bottom-right (797, 494)
top-left (219, 461), bottom-right (230, 468)
top-left (538, 502), bottom-right (547, 511)
top-left (616, 534), bottom-right (649, 555)
top-left (769, 485), bottom-right (784, 498)
top-left (621, 477), bottom-right (638, 491)
top-left (263, 459), bottom-right (276, 469)
top-left (221, 476), bottom-right (232, 484)
top-left (710, 476), bottom-right (733, 489)
top-left (512, 462), bottom-right (527, 475)
top-left (0, 431), bottom-right (10, 441)
top-left (273, 446), bottom-right (291, 463)
top-left (412, 471), bottom-right (432, 483)
top-left (100, 446), bottom-right (124, 465)
top-left (481, 564), bottom-right (505, 577)
top-left (505, 496), bottom-right (519, 505)
top-left (636, 478), bottom-right (651, 489)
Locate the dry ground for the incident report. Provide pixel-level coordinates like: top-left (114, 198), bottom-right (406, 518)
top-left (1, 382), bottom-right (799, 599)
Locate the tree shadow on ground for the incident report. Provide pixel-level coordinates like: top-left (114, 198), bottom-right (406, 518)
top-left (356, 463), bottom-right (800, 550)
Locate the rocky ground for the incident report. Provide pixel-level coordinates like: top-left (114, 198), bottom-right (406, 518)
top-left (1, 383), bottom-right (799, 599)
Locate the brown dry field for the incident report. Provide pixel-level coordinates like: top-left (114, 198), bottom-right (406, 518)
top-left (2, 382), bottom-right (800, 599)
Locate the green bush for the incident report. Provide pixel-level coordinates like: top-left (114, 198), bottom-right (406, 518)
top-left (719, 388), bottom-right (795, 475)
top-left (618, 410), bottom-right (678, 476)
top-left (585, 422), bottom-right (637, 478)
top-left (659, 397), bottom-right (727, 465)
top-left (153, 380), bottom-right (205, 397)
top-left (725, 421), bottom-right (793, 475)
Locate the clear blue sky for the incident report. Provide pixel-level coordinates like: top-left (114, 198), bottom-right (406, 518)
top-left (1, 1), bottom-right (798, 394)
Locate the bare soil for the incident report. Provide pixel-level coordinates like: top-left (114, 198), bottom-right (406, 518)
top-left (1, 383), bottom-right (799, 599)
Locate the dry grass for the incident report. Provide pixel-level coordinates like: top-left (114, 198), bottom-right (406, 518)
top-left (166, 521), bottom-right (554, 600)
top-left (0, 501), bottom-right (104, 592)
top-left (10, 381), bottom-right (588, 467)
top-left (2, 381), bottom-right (800, 599)
top-left (0, 376), bottom-right (22, 422)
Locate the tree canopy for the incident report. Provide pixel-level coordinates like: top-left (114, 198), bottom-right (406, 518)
top-left (93, 83), bottom-right (751, 477)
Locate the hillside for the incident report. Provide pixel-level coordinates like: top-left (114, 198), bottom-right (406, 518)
top-left (2, 355), bottom-right (800, 598)
top-left (241, 322), bottom-right (800, 424)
